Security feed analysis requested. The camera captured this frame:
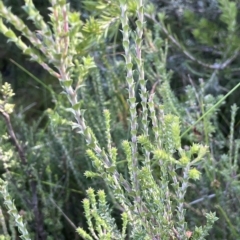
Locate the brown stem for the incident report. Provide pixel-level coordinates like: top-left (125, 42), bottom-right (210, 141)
top-left (0, 111), bottom-right (46, 240)
top-left (1, 111), bottom-right (26, 165)
top-left (31, 180), bottom-right (46, 240)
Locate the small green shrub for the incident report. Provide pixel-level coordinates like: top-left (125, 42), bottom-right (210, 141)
top-left (1, 0), bottom-right (240, 239)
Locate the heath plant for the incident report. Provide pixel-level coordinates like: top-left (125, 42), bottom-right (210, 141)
top-left (0, 0), bottom-right (220, 239)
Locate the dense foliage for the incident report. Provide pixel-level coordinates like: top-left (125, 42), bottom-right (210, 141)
top-left (0, 0), bottom-right (239, 239)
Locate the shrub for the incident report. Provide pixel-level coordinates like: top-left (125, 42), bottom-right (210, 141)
top-left (2, 0), bottom-right (240, 239)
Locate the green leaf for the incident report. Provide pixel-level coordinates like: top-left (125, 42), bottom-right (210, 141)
top-left (62, 79), bottom-right (73, 88)
top-left (72, 101), bottom-right (82, 111)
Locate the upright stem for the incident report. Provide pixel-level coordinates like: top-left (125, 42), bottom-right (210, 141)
top-left (119, 0), bottom-right (140, 211)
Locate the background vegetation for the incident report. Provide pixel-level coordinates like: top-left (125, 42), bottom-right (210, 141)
top-left (0, 0), bottom-right (240, 239)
